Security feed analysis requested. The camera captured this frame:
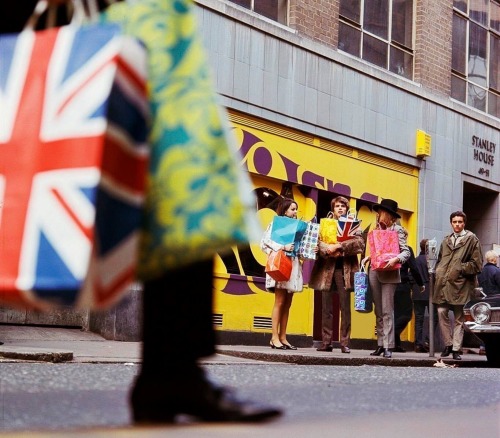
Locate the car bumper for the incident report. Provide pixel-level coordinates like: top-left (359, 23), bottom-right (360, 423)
top-left (465, 322), bottom-right (500, 333)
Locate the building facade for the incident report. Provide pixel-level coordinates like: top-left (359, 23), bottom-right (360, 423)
top-left (196, 0), bottom-right (500, 347)
top-left (5, 0), bottom-right (498, 347)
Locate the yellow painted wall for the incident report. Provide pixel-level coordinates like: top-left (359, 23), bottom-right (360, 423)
top-left (214, 112), bottom-right (420, 342)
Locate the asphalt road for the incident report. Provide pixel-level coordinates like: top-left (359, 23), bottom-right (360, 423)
top-left (0, 362), bottom-right (498, 437)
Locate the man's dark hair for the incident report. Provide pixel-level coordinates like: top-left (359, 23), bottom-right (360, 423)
top-left (419, 239), bottom-right (428, 253)
top-left (449, 210), bottom-right (467, 223)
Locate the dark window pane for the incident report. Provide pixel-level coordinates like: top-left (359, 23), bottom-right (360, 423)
top-left (229, 0), bottom-right (251, 8)
top-left (488, 91), bottom-right (500, 117)
top-left (364, 0), bottom-right (389, 39)
top-left (254, 0), bottom-right (279, 22)
top-left (452, 13), bottom-right (467, 73)
top-left (390, 46), bottom-right (413, 78)
top-left (392, 0), bottom-right (413, 48)
top-left (468, 22), bottom-right (488, 87)
top-left (451, 74), bottom-right (467, 102)
top-left (491, 0), bottom-right (500, 33)
top-left (490, 34), bottom-right (500, 91)
top-left (363, 34), bottom-right (388, 68)
top-left (453, 0), bottom-right (467, 13)
top-left (470, 0), bottom-right (488, 26)
top-left (468, 82), bottom-right (487, 110)
top-left (339, 22), bottom-right (361, 56)
top-left (340, 0), bottom-right (361, 23)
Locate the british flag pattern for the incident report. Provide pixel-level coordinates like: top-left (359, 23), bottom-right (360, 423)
top-left (0, 23), bottom-right (149, 309)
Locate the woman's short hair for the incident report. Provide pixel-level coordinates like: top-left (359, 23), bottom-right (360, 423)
top-left (485, 250), bottom-right (499, 264)
top-left (276, 197), bottom-right (297, 216)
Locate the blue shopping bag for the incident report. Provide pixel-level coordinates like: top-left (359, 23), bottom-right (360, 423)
top-left (270, 216), bottom-right (308, 257)
top-left (354, 266), bottom-right (372, 313)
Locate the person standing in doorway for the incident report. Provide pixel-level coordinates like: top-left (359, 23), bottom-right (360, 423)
top-left (433, 211), bottom-right (483, 360)
top-left (310, 196), bottom-right (365, 353)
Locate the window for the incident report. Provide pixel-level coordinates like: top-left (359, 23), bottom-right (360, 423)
top-left (338, 0), bottom-right (414, 79)
top-left (228, 0), bottom-right (288, 25)
top-left (451, 0), bottom-right (500, 118)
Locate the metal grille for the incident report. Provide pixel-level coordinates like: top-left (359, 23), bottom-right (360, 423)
top-left (490, 310), bottom-right (500, 324)
top-left (253, 316), bottom-right (272, 330)
top-left (213, 313), bottom-right (223, 327)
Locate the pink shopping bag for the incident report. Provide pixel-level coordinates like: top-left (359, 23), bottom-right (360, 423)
top-left (368, 230), bottom-right (402, 271)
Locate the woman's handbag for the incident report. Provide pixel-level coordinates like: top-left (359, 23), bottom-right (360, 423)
top-left (368, 229), bottom-right (402, 271)
top-left (354, 264), bottom-right (372, 313)
top-left (0, 1), bottom-right (149, 310)
top-left (265, 250), bottom-right (293, 282)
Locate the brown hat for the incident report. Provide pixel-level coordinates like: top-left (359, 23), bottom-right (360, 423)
top-left (373, 199), bottom-right (401, 218)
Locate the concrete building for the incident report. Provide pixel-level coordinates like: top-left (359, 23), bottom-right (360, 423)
top-left (4, 0), bottom-right (498, 347)
top-left (197, 0), bottom-right (500, 348)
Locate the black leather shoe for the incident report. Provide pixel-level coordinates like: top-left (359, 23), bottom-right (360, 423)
top-left (270, 341), bottom-right (286, 350)
top-left (370, 346), bottom-right (384, 356)
top-left (393, 346), bottom-right (406, 353)
top-left (283, 343), bottom-right (297, 350)
top-left (316, 345), bottom-right (333, 352)
top-left (131, 374), bottom-right (282, 424)
top-left (383, 348), bottom-right (392, 358)
top-left (452, 351), bottom-right (462, 360)
top-left (414, 345), bottom-right (427, 353)
top-left (341, 346), bottom-right (351, 354)
top-left (441, 345), bottom-right (453, 357)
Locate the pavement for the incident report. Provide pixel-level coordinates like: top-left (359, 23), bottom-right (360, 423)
top-left (0, 325), bottom-right (494, 438)
top-left (0, 324), bottom-right (489, 366)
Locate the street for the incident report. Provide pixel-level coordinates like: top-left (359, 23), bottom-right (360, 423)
top-left (0, 361), bottom-right (499, 436)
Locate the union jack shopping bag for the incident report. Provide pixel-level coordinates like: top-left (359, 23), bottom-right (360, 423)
top-left (0, 22), bottom-right (149, 309)
top-left (337, 209), bottom-right (362, 242)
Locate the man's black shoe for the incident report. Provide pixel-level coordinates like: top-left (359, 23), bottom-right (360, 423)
top-left (316, 345), bottom-right (333, 352)
top-left (370, 346), bottom-right (384, 356)
top-left (392, 346), bottom-right (406, 353)
top-left (441, 345), bottom-right (453, 357)
top-left (414, 345), bottom-right (427, 353)
top-left (131, 374), bottom-right (282, 424)
top-left (452, 351), bottom-right (462, 360)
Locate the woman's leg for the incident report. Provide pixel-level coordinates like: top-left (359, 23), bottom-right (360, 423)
top-left (271, 289), bottom-right (287, 346)
top-left (380, 282), bottom-right (396, 349)
top-left (278, 292), bottom-right (294, 344)
top-left (369, 270), bottom-right (383, 346)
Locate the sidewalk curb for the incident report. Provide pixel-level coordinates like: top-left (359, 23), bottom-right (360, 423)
top-left (216, 348), bottom-right (489, 368)
top-left (0, 346), bottom-right (73, 363)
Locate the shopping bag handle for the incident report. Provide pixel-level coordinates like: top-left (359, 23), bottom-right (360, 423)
top-left (360, 257), bottom-right (370, 272)
top-left (24, 0), bottom-right (99, 31)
